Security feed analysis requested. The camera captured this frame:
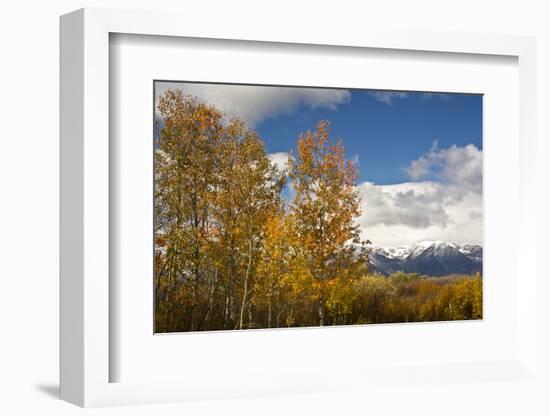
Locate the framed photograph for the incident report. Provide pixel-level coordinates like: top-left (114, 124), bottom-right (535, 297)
top-left (60, 8), bottom-right (538, 408)
top-left (152, 80), bottom-right (483, 334)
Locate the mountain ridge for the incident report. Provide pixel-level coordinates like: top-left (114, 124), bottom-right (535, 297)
top-left (368, 240), bottom-right (483, 276)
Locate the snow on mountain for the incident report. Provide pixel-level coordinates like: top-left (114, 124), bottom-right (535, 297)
top-left (369, 240), bottom-right (482, 276)
top-left (375, 246), bottom-right (410, 259)
top-left (457, 244), bottom-right (483, 263)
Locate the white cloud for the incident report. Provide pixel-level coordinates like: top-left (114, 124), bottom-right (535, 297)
top-left (356, 181), bottom-right (482, 247)
top-left (369, 91), bottom-right (454, 105)
top-left (155, 82), bottom-right (350, 127)
top-left (368, 91), bottom-right (409, 105)
top-left (268, 152), bottom-right (291, 172)
top-left (406, 141), bottom-right (482, 194)
top-left (358, 182), bottom-right (449, 229)
top-left (356, 143), bottom-right (483, 247)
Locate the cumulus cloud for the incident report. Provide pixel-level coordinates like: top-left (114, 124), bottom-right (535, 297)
top-left (357, 182), bottom-right (450, 229)
top-left (356, 181), bottom-right (482, 247)
top-left (368, 91), bottom-right (409, 105)
top-left (406, 141), bottom-right (482, 194)
top-left (356, 143), bottom-right (483, 247)
top-left (155, 82), bottom-right (351, 127)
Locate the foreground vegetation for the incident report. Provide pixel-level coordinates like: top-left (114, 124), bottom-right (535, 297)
top-left (157, 270), bottom-right (482, 331)
top-left (154, 89), bottom-right (482, 332)
top-left (348, 273), bottom-right (482, 325)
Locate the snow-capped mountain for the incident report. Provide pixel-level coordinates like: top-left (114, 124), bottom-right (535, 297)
top-left (369, 240), bottom-right (483, 276)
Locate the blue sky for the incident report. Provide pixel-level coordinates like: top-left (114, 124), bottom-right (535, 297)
top-left (255, 89), bottom-right (482, 185)
top-left (155, 82), bottom-right (483, 247)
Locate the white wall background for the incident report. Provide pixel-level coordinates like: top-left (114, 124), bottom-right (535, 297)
top-left (0, 1), bottom-right (548, 415)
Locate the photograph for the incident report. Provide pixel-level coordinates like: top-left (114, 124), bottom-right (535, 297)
top-left (153, 81), bottom-right (483, 333)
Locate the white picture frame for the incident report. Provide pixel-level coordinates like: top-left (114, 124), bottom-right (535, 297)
top-left (60, 7), bottom-right (538, 408)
